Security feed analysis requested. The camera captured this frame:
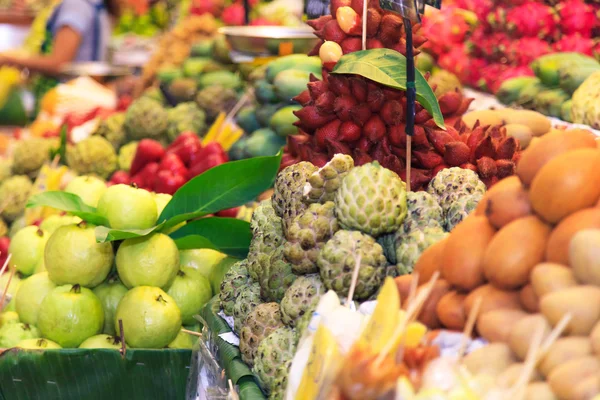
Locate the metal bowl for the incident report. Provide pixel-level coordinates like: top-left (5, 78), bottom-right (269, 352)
top-left (60, 62), bottom-right (132, 79)
top-left (218, 26), bottom-right (319, 56)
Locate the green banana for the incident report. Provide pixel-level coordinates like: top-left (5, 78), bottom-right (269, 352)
top-left (496, 77), bottom-right (541, 105)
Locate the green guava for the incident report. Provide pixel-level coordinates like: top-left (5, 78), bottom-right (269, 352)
top-left (39, 215), bottom-right (82, 235)
top-left (116, 233), bottom-right (179, 289)
top-left (0, 322), bottom-right (40, 348)
top-left (65, 175), bottom-right (107, 208)
top-left (179, 249), bottom-right (225, 282)
top-left (114, 286), bottom-right (181, 348)
top-left (0, 311), bottom-right (19, 327)
top-left (166, 270), bottom-right (212, 325)
top-left (38, 284), bottom-right (104, 348)
top-left (153, 193), bottom-right (172, 217)
top-left (45, 222), bottom-right (114, 287)
top-left (79, 334), bottom-right (124, 350)
top-left (9, 226), bottom-right (49, 276)
top-left (167, 329), bottom-right (194, 349)
top-left (97, 184), bottom-right (158, 230)
top-left (15, 272), bottom-right (56, 325)
top-left (33, 257), bottom-right (46, 273)
top-left (93, 275), bottom-right (128, 335)
top-left (17, 338), bottom-right (62, 349)
top-left (209, 257), bottom-right (239, 294)
top-left (0, 271), bottom-right (22, 311)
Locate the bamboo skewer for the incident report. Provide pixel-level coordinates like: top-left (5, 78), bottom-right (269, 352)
top-left (0, 264), bottom-right (15, 312)
top-left (458, 296), bottom-right (482, 361)
top-left (0, 254), bottom-right (11, 277)
top-left (182, 328), bottom-right (202, 338)
top-left (361, 0), bottom-right (368, 51)
top-left (345, 253), bottom-right (362, 307)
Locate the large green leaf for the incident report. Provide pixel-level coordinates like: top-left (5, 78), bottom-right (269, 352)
top-left (26, 192), bottom-right (108, 226)
top-left (94, 225), bottom-right (163, 242)
top-left (158, 153), bottom-right (282, 232)
top-left (331, 48), bottom-right (445, 129)
top-left (0, 348), bottom-right (192, 400)
top-left (170, 218), bottom-right (252, 259)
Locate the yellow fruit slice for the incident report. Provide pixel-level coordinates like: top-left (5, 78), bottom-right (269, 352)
top-left (221, 128), bottom-right (244, 151)
top-left (359, 277), bottom-right (400, 353)
top-left (202, 112), bottom-right (226, 145)
top-left (396, 376), bottom-right (416, 399)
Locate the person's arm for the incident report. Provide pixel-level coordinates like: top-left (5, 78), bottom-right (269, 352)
top-left (0, 26), bottom-right (82, 76)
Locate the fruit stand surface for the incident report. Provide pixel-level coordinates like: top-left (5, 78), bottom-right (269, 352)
top-left (0, 348), bottom-right (192, 400)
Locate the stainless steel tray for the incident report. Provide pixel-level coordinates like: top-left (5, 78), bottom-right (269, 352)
top-left (218, 25), bottom-right (319, 56)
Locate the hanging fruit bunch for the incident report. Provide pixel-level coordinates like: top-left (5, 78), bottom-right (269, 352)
top-left (282, 0), bottom-right (520, 190)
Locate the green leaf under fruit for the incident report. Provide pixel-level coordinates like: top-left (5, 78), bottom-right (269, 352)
top-left (94, 225), bottom-right (162, 242)
top-left (170, 218), bottom-right (252, 259)
top-left (158, 153), bottom-right (282, 232)
top-left (26, 191), bottom-right (108, 226)
top-left (331, 48), bottom-right (445, 129)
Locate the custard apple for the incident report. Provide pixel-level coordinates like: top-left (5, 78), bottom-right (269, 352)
top-left (219, 259), bottom-right (250, 316)
top-left (124, 97), bottom-right (168, 140)
top-left (195, 85), bottom-right (238, 122)
top-left (445, 192), bottom-right (483, 231)
top-left (166, 102), bottom-right (206, 142)
top-left (334, 162), bottom-right (407, 237)
top-left (247, 201), bottom-right (285, 282)
top-left (317, 230), bottom-right (387, 300)
top-left (272, 162), bottom-right (318, 232)
top-left (427, 167), bottom-right (486, 213)
top-left (269, 359), bottom-right (292, 400)
top-left (402, 191), bottom-right (445, 234)
top-left (396, 226), bottom-right (448, 275)
top-left (295, 303), bottom-right (316, 343)
top-left (12, 138), bottom-right (51, 177)
top-left (252, 326), bottom-right (297, 393)
top-left (283, 201), bottom-right (339, 274)
top-left (66, 136), bottom-right (117, 179)
top-left (168, 78), bottom-right (197, 104)
top-left (233, 282), bottom-right (262, 335)
top-left (95, 112), bottom-right (126, 150)
top-left (280, 274), bottom-right (325, 326)
top-left (260, 246), bottom-right (297, 302)
top-left (118, 141), bottom-right (139, 172)
top-left (0, 175), bottom-right (33, 222)
top-left (571, 71), bottom-right (600, 128)
top-left (304, 154), bottom-right (354, 204)
top-left (239, 302), bottom-right (284, 366)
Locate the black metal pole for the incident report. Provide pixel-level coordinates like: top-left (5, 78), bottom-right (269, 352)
top-left (403, 18), bottom-right (415, 137)
top-left (243, 0), bottom-right (250, 24)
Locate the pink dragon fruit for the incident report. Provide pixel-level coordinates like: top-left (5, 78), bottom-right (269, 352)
top-left (453, 0), bottom-right (493, 21)
top-left (505, 37), bottom-right (552, 66)
top-left (556, 0), bottom-right (598, 36)
top-left (477, 63), bottom-right (508, 93)
top-left (467, 27), bottom-right (511, 61)
top-left (221, 3), bottom-right (245, 25)
top-left (422, 8), bottom-right (470, 54)
top-left (438, 44), bottom-right (486, 86)
top-left (505, 3), bottom-right (558, 39)
top-left (554, 33), bottom-right (596, 56)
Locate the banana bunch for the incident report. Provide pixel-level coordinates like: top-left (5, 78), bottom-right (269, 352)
top-left (202, 112), bottom-right (244, 151)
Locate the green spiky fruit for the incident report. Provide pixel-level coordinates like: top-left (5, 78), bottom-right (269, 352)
top-left (280, 274), bottom-right (324, 327)
top-left (252, 326), bottom-right (297, 394)
top-left (304, 154), bottom-right (354, 204)
top-left (272, 162), bottom-right (318, 231)
top-left (66, 136), bottom-right (118, 179)
top-left (166, 102), bottom-right (206, 142)
top-left (168, 78), bottom-right (197, 104)
top-left (334, 162), bottom-right (407, 237)
top-left (260, 247), bottom-right (297, 302)
top-left (95, 112), bottom-right (126, 150)
top-left (395, 226), bottom-right (448, 276)
top-left (283, 202), bottom-right (339, 274)
top-left (247, 200), bottom-right (285, 282)
top-left (317, 230), bottom-right (387, 300)
top-left (0, 175), bottom-right (32, 222)
top-left (427, 167), bottom-right (486, 214)
top-left (232, 282), bottom-right (262, 335)
top-left (12, 138), bottom-right (51, 177)
top-left (401, 191), bottom-right (445, 234)
top-left (195, 85), bottom-right (238, 122)
top-left (269, 359), bottom-right (292, 400)
top-left (219, 259), bottom-right (250, 316)
top-left (118, 141), bottom-right (139, 172)
top-left (124, 97), bottom-right (168, 140)
top-left (445, 193), bottom-right (483, 232)
top-left (295, 303), bottom-right (316, 343)
top-left (239, 302), bottom-right (284, 366)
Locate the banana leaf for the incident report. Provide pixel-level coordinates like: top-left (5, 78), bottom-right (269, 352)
top-left (0, 348), bottom-right (192, 400)
top-left (200, 297), bottom-right (266, 400)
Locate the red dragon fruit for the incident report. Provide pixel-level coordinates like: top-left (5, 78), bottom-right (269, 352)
top-left (553, 33), bottom-right (596, 56)
top-left (477, 63), bottom-right (508, 93)
top-left (504, 37), bottom-right (552, 66)
top-left (505, 3), bottom-right (558, 39)
top-left (422, 8), bottom-right (470, 55)
top-left (556, 0), bottom-right (598, 36)
top-left (438, 44), bottom-right (487, 87)
top-left (453, 0), bottom-right (493, 21)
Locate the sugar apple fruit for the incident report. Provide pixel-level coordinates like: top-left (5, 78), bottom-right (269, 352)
top-left (118, 141), bottom-right (139, 172)
top-left (295, 303), bottom-right (316, 343)
top-left (402, 191), bottom-right (445, 234)
top-left (95, 112), bottom-right (126, 150)
top-left (219, 259), bottom-right (250, 316)
top-left (168, 78), bottom-right (198, 104)
top-left (283, 201), bottom-right (339, 274)
top-left (12, 138), bottom-right (51, 177)
top-left (445, 192), bottom-right (483, 231)
top-left (269, 359), bottom-right (292, 400)
top-left (260, 247), bottom-right (297, 302)
top-left (66, 136), bottom-right (117, 179)
top-left (304, 154), bottom-right (354, 204)
top-left (0, 175), bottom-right (33, 222)
top-left (272, 162), bottom-right (318, 232)
top-left (280, 274), bottom-right (325, 327)
top-left (571, 70), bottom-right (600, 128)
top-left (334, 162), bottom-right (408, 237)
top-left (239, 302), bottom-right (284, 366)
top-left (233, 282), bottom-right (262, 335)
top-left (395, 226), bottom-right (448, 276)
top-left (247, 200), bottom-right (285, 282)
top-left (124, 97), bottom-right (168, 140)
top-left (195, 85), bottom-right (238, 122)
top-left (166, 102), bottom-right (206, 142)
top-left (253, 326), bottom-right (297, 394)
top-left (427, 167), bottom-right (486, 214)
top-left (317, 230), bottom-right (387, 300)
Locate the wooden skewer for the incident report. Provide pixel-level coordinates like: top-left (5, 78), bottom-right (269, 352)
top-left (538, 313), bottom-right (572, 357)
top-left (457, 296), bottom-right (482, 361)
top-left (118, 319), bottom-right (126, 359)
top-left (361, 0), bottom-right (367, 51)
top-left (0, 253), bottom-right (11, 277)
top-left (182, 328), bottom-right (202, 338)
top-left (405, 272), bottom-right (420, 307)
top-left (345, 253), bottom-right (362, 307)
top-left (0, 264), bottom-right (16, 311)
top-left (228, 379), bottom-right (240, 400)
top-left (225, 88), bottom-right (251, 123)
top-left (509, 320), bottom-right (546, 400)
